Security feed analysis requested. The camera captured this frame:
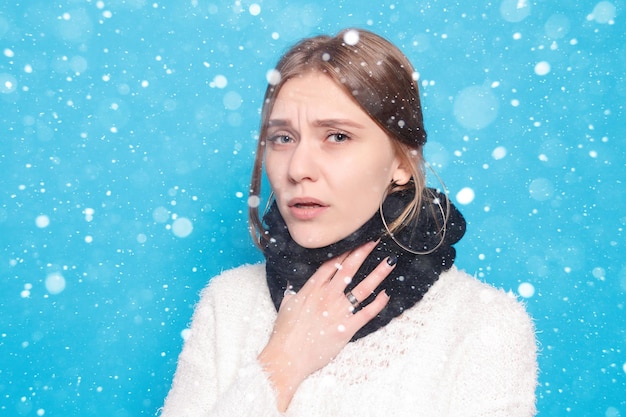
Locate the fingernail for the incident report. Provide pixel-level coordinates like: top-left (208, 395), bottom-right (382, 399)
top-left (386, 255), bottom-right (397, 267)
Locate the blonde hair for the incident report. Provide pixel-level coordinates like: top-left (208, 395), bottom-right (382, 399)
top-left (249, 29), bottom-right (431, 249)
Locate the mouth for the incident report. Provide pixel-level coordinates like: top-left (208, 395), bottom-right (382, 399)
top-left (287, 198), bottom-right (328, 220)
top-left (291, 202), bottom-right (324, 209)
top-left (288, 198), bottom-right (328, 209)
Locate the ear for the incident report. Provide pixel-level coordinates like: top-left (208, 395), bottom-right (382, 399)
top-left (391, 161), bottom-right (412, 185)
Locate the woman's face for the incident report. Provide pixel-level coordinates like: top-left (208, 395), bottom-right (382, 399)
top-left (264, 72), bottom-right (410, 248)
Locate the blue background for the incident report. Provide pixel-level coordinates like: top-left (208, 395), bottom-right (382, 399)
top-left (1, 1), bottom-right (624, 416)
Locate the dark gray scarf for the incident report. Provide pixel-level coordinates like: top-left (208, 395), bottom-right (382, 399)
top-left (263, 188), bottom-right (466, 341)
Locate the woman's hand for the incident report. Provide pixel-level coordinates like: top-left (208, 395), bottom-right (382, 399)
top-left (258, 241), bottom-right (394, 411)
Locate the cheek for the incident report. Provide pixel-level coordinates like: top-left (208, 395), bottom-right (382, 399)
top-left (339, 171), bottom-right (388, 212)
top-left (357, 162), bottom-right (396, 191)
top-left (264, 154), bottom-right (282, 188)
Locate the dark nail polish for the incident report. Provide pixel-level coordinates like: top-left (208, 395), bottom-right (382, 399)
top-left (387, 255), bottom-right (397, 267)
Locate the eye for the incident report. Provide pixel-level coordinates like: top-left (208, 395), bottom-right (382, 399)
top-left (327, 132), bottom-right (350, 143)
top-left (267, 134), bottom-right (293, 144)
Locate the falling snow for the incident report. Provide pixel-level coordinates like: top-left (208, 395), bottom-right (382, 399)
top-left (1, 0), bottom-right (623, 416)
top-left (343, 29), bottom-right (360, 45)
top-left (453, 86), bottom-right (500, 130)
top-left (171, 217), bottom-right (193, 238)
top-left (455, 187), bottom-right (476, 205)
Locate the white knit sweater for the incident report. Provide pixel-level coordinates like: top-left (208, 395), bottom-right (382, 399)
top-left (160, 264), bottom-right (537, 417)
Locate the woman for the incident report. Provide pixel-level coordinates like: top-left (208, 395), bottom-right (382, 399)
top-left (160, 29), bottom-right (537, 416)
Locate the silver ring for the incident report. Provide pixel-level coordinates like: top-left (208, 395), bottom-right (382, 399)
top-left (346, 291), bottom-right (360, 308)
top-left (284, 287), bottom-right (296, 297)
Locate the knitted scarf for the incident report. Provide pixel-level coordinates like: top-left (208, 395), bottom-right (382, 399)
top-left (263, 188), bottom-right (466, 341)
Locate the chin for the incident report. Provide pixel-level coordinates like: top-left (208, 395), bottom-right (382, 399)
top-left (290, 228), bottom-right (350, 249)
top-left (293, 235), bottom-right (329, 249)
top-left (288, 228), bottom-right (334, 249)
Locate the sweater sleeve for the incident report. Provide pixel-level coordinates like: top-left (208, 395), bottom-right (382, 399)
top-left (446, 293), bottom-right (538, 417)
top-left (158, 270), bottom-right (284, 417)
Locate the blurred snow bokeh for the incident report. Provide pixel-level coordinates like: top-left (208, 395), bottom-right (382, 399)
top-left (1, 1), bottom-right (623, 416)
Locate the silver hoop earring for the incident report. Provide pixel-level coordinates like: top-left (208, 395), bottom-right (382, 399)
top-left (379, 180), bottom-right (449, 255)
top-left (262, 191), bottom-right (275, 218)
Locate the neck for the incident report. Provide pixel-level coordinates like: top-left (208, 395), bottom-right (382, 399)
top-left (263, 188), bottom-right (466, 341)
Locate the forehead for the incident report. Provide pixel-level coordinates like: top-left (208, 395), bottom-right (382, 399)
top-left (276, 72), bottom-right (342, 99)
top-left (269, 72), bottom-right (365, 118)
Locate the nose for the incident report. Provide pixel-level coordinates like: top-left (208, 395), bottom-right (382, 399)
top-left (287, 136), bottom-right (319, 184)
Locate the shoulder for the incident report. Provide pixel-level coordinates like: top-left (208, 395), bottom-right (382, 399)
top-left (437, 267), bottom-right (533, 316)
top-left (429, 267), bottom-right (535, 337)
top-left (185, 263), bottom-right (274, 345)
top-left (426, 267), bottom-right (537, 369)
top-left (430, 267), bottom-right (538, 385)
top-left (194, 263), bottom-right (269, 315)
top-left (203, 263), bottom-right (267, 294)
top-left (432, 269), bottom-right (538, 413)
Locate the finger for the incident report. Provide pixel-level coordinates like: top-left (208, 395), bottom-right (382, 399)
top-left (302, 251), bottom-right (350, 292)
top-left (327, 241), bottom-right (378, 293)
top-left (354, 290), bottom-right (390, 324)
top-left (349, 255), bottom-right (397, 305)
top-left (279, 285), bottom-right (298, 308)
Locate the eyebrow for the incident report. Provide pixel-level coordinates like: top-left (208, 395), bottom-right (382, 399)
top-left (267, 119), bottom-right (366, 129)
